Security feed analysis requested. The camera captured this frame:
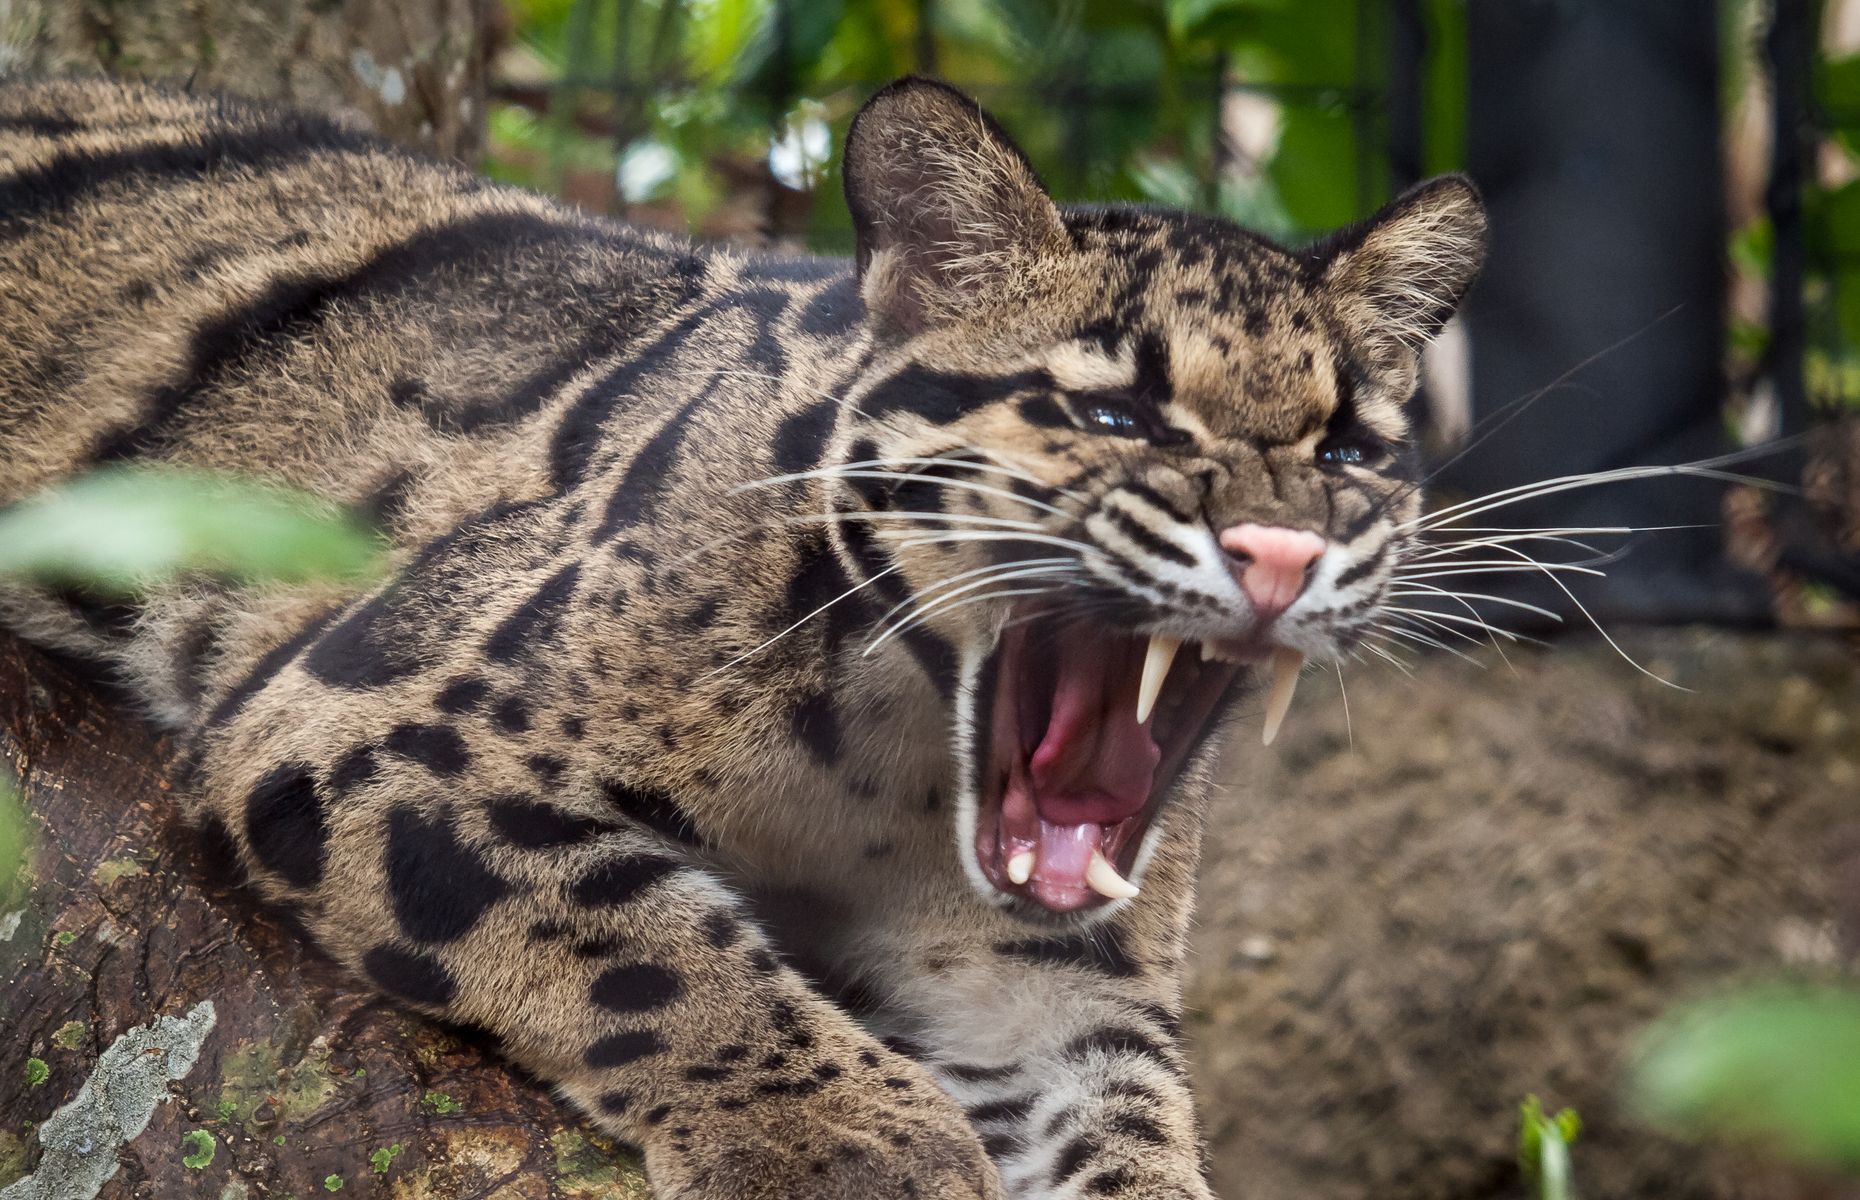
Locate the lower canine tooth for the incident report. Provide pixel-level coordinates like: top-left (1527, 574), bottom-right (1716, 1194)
top-left (1137, 634), bottom-right (1182, 724)
top-left (1085, 849), bottom-right (1141, 900)
top-left (1006, 849), bottom-right (1035, 886)
top-left (1261, 647), bottom-right (1305, 746)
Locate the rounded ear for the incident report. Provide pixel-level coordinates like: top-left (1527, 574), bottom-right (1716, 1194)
top-left (842, 77), bottom-right (1068, 339)
top-left (1315, 175), bottom-right (1488, 361)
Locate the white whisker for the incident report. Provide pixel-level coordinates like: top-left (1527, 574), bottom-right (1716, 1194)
top-left (1386, 582), bottom-right (1565, 624)
top-left (701, 564), bottom-right (902, 679)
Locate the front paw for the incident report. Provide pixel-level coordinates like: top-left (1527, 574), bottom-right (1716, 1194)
top-left (648, 1064), bottom-right (1001, 1200)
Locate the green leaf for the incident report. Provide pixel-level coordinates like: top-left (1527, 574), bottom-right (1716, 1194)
top-left (1519, 1094), bottom-right (1581, 1200)
top-left (180, 1129), bottom-right (216, 1169)
top-left (1629, 986), bottom-right (1860, 1170)
top-left (24, 1058), bottom-right (48, 1087)
top-left (0, 467), bottom-right (386, 593)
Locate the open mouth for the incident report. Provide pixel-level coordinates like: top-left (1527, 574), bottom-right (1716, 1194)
top-left (974, 609), bottom-right (1307, 914)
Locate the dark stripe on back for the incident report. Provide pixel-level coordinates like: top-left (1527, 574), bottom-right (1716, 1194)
top-left (87, 209), bottom-right (580, 463)
top-left (0, 114), bottom-right (380, 242)
top-left (199, 605), bottom-right (342, 732)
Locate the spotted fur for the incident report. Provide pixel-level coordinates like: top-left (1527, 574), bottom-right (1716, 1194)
top-left (0, 76), bottom-right (1484, 1199)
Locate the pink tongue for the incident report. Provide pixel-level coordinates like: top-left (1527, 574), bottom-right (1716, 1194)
top-left (996, 631), bottom-right (1161, 911)
top-left (1026, 632), bottom-right (1159, 826)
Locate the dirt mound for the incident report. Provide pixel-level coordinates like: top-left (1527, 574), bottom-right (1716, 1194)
top-left (1190, 629), bottom-right (1860, 1200)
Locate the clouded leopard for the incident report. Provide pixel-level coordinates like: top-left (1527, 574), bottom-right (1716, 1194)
top-left (0, 75), bottom-right (1485, 1198)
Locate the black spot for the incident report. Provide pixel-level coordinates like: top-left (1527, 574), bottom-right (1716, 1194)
top-left (1083, 1166), bottom-right (1136, 1195)
top-left (1107, 1110), bottom-right (1166, 1146)
top-left (645, 1104), bottom-right (672, 1125)
top-left (527, 753), bottom-right (568, 786)
top-left (981, 1133), bottom-right (1019, 1160)
top-left (995, 927), bottom-right (1139, 977)
top-left (299, 504), bottom-right (539, 692)
top-left (716, 1044), bottom-right (749, 1063)
top-left (797, 274), bottom-right (860, 335)
top-left (327, 745), bottom-right (379, 796)
top-left (192, 814), bottom-right (243, 880)
top-left (571, 854), bottom-right (680, 907)
top-left (590, 962), bottom-right (684, 1013)
top-left (942, 1062), bottom-right (1018, 1084)
top-left (586, 1031), bottom-right (663, 1069)
top-left (486, 563), bottom-right (581, 663)
top-left (560, 716), bottom-right (586, 739)
top-left (1052, 1134), bottom-right (1101, 1184)
top-left (362, 944), bottom-right (456, 1007)
top-left (383, 722), bottom-right (470, 776)
top-left (685, 1065), bottom-right (732, 1083)
top-left (598, 1091), bottom-right (632, 1114)
top-left (702, 913), bottom-right (741, 948)
top-left (573, 934), bottom-right (625, 959)
top-left (244, 763), bottom-right (326, 889)
top-left (683, 594), bottom-right (722, 630)
top-left (488, 796), bottom-right (608, 848)
top-left (491, 695), bottom-right (532, 733)
top-left (435, 676), bottom-right (491, 714)
top-left (782, 534), bottom-right (871, 651)
top-left (1062, 1026), bottom-right (1180, 1074)
top-left (771, 400), bottom-right (836, 476)
top-left (385, 806), bottom-right (511, 943)
top-left (968, 1095), bottom-right (1035, 1123)
top-left (789, 692), bottom-right (840, 765)
top-left (601, 779), bottom-right (706, 848)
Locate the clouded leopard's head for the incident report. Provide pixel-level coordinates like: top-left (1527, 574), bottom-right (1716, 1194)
top-left (820, 78), bottom-right (1485, 921)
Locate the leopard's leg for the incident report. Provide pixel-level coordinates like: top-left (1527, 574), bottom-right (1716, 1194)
top-left (862, 824), bottom-right (1213, 1200)
top-left (187, 686), bottom-right (1001, 1200)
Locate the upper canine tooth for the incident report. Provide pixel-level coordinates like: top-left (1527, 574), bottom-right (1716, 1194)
top-left (1085, 849), bottom-right (1141, 900)
top-left (1006, 849), bottom-right (1035, 886)
top-left (1137, 634), bottom-right (1182, 725)
top-left (1261, 647), bottom-right (1305, 746)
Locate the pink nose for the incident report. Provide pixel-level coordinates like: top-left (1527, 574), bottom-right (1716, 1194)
top-left (1218, 523), bottom-right (1326, 616)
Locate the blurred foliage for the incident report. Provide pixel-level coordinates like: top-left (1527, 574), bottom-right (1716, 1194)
top-left (0, 466), bottom-right (389, 891)
top-left (1518, 1095), bottom-right (1582, 1200)
top-left (486, 0), bottom-right (1470, 249)
top-left (0, 467), bottom-right (386, 593)
top-left (1629, 985), bottom-right (1860, 1173)
top-left (1811, 42), bottom-right (1860, 409)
